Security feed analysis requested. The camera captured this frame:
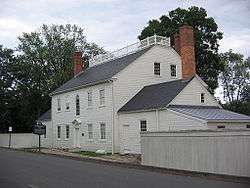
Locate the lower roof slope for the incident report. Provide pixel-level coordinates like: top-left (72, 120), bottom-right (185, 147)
top-left (118, 77), bottom-right (194, 112)
top-left (51, 47), bottom-right (151, 95)
top-left (169, 105), bottom-right (250, 122)
top-left (38, 109), bottom-right (51, 121)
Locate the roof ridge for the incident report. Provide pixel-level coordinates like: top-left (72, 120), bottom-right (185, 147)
top-left (75, 46), bottom-right (152, 78)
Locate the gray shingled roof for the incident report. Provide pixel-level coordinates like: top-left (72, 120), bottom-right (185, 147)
top-left (51, 47), bottom-right (151, 95)
top-left (118, 77), bottom-right (194, 112)
top-left (169, 105), bottom-right (250, 122)
top-left (38, 109), bottom-right (51, 121)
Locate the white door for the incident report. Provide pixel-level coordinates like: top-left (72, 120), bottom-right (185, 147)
top-left (122, 124), bottom-right (141, 154)
top-left (74, 128), bottom-right (80, 148)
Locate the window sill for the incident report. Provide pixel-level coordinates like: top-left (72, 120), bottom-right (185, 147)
top-left (56, 111), bottom-right (62, 114)
top-left (57, 138), bottom-right (61, 141)
top-left (65, 109), bottom-right (70, 112)
top-left (154, 75), bottom-right (161, 78)
top-left (99, 105), bottom-right (106, 108)
top-left (99, 139), bottom-right (107, 142)
top-left (87, 139), bottom-right (94, 142)
top-left (65, 138), bottom-right (69, 141)
top-left (170, 76), bottom-right (177, 79)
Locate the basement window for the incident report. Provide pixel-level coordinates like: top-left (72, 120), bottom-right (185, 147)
top-left (154, 62), bottom-right (160, 75)
top-left (170, 65), bottom-right (177, 77)
top-left (247, 125), bottom-right (250, 128)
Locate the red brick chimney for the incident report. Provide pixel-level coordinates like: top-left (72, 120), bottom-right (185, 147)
top-left (173, 25), bottom-right (196, 79)
top-left (73, 51), bottom-right (84, 76)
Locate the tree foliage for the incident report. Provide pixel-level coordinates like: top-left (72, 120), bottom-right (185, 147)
top-left (0, 24), bottom-right (103, 132)
top-left (139, 6), bottom-right (224, 92)
top-left (220, 50), bottom-right (250, 115)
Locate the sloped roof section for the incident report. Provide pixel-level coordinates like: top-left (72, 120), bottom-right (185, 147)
top-left (169, 105), bottom-right (250, 122)
top-left (38, 109), bottom-right (51, 121)
top-left (118, 77), bottom-right (194, 112)
top-left (51, 47), bottom-right (151, 95)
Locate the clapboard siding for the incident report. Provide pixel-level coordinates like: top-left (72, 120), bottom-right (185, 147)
top-left (170, 78), bottom-right (219, 106)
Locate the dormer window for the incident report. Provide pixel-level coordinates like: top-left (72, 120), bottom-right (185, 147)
top-left (170, 65), bottom-right (177, 77)
top-left (154, 62), bottom-right (160, 75)
top-left (76, 95), bottom-right (80, 115)
top-left (201, 93), bottom-right (205, 103)
top-left (57, 98), bottom-right (61, 111)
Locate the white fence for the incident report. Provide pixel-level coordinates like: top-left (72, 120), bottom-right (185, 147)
top-left (0, 133), bottom-right (38, 148)
top-left (141, 130), bottom-right (250, 177)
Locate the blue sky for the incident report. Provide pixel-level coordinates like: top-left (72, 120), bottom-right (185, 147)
top-left (0, 0), bottom-right (249, 57)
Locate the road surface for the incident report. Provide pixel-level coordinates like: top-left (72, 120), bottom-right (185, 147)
top-left (0, 148), bottom-right (248, 188)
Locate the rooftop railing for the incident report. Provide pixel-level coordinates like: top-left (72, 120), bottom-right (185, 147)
top-left (89, 35), bottom-right (170, 67)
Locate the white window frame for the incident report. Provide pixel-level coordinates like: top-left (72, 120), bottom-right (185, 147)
top-left (87, 124), bottom-right (93, 140)
top-left (57, 126), bottom-right (61, 140)
top-left (87, 91), bottom-right (93, 107)
top-left (57, 98), bottom-right (61, 112)
top-left (154, 62), bottom-right (161, 76)
top-left (99, 89), bottom-right (105, 106)
top-left (100, 123), bottom-right (106, 140)
top-left (201, 93), bottom-right (205, 103)
top-left (65, 125), bottom-right (70, 140)
top-left (170, 64), bottom-right (177, 77)
top-left (76, 95), bottom-right (80, 115)
top-left (140, 120), bottom-right (147, 132)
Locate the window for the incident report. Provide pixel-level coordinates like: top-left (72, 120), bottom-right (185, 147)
top-left (76, 95), bottom-right (80, 115)
top-left (99, 89), bottom-right (105, 106)
top-left (100, 123), bottom-right (106, 139)
top-left (247, 125), bottom-right (250, 128)
top-left (140, 120), bottom-right (147, 132)
top-left (66, 125), bottom-right (70, 139)
top-left (57, 126), bottom-right (61, 139)
top-left (217, 125), bottom-right (225, 129)
top-left (57, 98), bottom-right (61, 111)
top-left (88, 124), bottom-right (93, 139)
top-left (66, 102), bottom-right (70, 111)
top-left (170, 65), bottom-right (177, 77)
top-left (201, 93), bottom-right (205, 103)
top-left (88, 91), bottom-right (93, 107)
top-left (154, 62), bottom-right (160, 75)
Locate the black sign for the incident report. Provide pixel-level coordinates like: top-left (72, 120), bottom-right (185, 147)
top-left (33, 122), bottom-right (46, 135)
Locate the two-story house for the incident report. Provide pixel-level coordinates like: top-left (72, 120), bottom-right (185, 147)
top-left (39, 25), bottom-right (250, 154)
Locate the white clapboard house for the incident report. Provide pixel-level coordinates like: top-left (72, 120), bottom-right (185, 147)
top-left (39, 25), bottom-right (250, 154)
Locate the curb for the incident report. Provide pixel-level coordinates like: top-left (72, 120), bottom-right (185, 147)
top-left (1, 147), bottom-right (250, 184)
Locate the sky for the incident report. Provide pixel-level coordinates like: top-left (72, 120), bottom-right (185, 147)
top-left (0, 0), bottom-right (249, 57)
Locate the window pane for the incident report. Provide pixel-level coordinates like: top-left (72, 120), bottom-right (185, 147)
top-left (201, 93), bottom-right (205, 103)
top-left (100, 123), bottom-right (106, 139)
top-left (154, 63), bottom-right (160, 75)
top-left (76, 95), bottom-right (80, 115)
top-left (140, 120), bottom-right (147, 132)
top-left (66, 125), bottom-right (70, 139)
top-left (57, 126), bottom-right (61, 139)
top-left (57, 98), bottom-right (61, 111)
top-left (171, 65), bottom-right (177, 77)
top-left (99, 89), bottom-right (105, 105)
top-left (88, 124), bottom-right (93, 139)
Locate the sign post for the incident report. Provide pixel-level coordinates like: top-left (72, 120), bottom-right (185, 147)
top-left (33, 122), bottom-right (46, 152)
top-left (8, 126), bottom-right (12, 148)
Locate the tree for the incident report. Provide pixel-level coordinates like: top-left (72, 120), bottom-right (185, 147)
top-left (139, 6), bottom-right (224, 93)
top-left (220, 50), bottom-right (250, 115)
top-left (1, 24), bottom-right (104, 132)
top-left (0, 45), bottom-right (15, 132)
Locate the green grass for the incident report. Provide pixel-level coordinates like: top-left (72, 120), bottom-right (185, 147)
top-left (73, 151), bottom-right (111, 157)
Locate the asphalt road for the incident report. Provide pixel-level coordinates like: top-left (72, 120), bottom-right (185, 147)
top-left (0, 149), bottom-right (249, 188)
